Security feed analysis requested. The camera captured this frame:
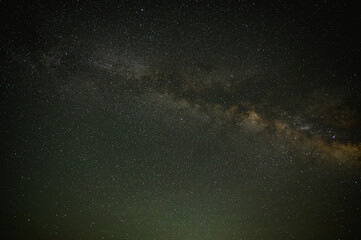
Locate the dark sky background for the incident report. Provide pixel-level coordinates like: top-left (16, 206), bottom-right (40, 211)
top-left (1, 0), bottom-right (361, 239)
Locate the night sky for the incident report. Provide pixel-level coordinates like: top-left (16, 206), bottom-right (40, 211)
top-left (1, 0), bottom-right (361, 239)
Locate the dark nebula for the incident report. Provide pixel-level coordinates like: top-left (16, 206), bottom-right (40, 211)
top-left (1, 1), bottom-right (360, 239)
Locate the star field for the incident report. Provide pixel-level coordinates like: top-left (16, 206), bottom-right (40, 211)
top-left (1, 1), bottom-right (361, 239)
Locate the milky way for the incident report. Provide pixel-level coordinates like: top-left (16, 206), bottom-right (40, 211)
top-left (1, 1), bottom-right (361, 239)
